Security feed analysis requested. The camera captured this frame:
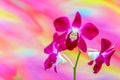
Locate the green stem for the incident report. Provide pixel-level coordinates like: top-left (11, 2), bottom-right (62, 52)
top-left (73, 50), bottom-right (81, 80)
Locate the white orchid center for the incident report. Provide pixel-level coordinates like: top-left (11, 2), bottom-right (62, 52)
top-left (87, 48), bottom-right (100, 60)
top-left (72, 27), bottom-right (79, 33)
top-left (70, 27), bottom-right (79, 40)
top-left (70, 32), bottom-right (77, 40)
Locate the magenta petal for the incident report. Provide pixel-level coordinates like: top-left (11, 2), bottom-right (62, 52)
top-left (54, 66), bottom-right (57, 73)
top-left (53, 32), bottom-right (59, 41)
top-left (93, 55), bottom-right (104, 73)
top-left (54, 17), bottom-right (70, 32)
top-left (44, 54), bottom-right (57, 70)
top-left (93, 62), bottom-right (103, 73)
top-left (96, 55), bottom-right (104, 64)
top-left (81, 23), bottom-right (99, 40)
top-left (55, 32), bottom-right (67, 52)
top-left (88, 60), bottom-right (94, 65)
top-left (44, 33), bottom-right (59, 54)
top-left (78, 36), bottom-right (87, 52)
top-left (104, 50), bottom-right (115, 66)
top-left (100, 38), bottom-right (111, 53)
top-left (72, 11), bottom-right (81, 28)
top-left (58, 43), bottom-right (66, 52)
top-left (56, 32), bottom-right (67, 44)
top-left (44, 42), bottom-right (54, 54)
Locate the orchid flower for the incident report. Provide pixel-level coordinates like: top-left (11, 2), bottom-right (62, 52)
top-left (53, 11), bottom-right (99, 52)
top-left (44, 33), bottom-right (67, 72)
top-left (87, 38), bottom-right (115, 73)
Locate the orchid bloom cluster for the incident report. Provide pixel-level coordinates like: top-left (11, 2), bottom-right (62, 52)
top-left (44, 11), bottom-right (115, 73)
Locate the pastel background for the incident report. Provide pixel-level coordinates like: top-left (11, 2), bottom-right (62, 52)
top-left (0, 0), bottom-right (120, 80)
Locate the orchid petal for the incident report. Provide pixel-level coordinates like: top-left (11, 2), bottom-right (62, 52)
top-left (55, 32), bottom-right (67, 51)
top-left (81, 23), bottom-right (99, 40)
top-left (44, 54), bottom-right (57, 70)
top-left (44, 42), bottom-right (53, 54)
top-left (88, 60), bottom-right (94, 65)
top-left (54, 66), bottom-right (57, 73)
top-left (104, 50), bottom-right (115, 66)
top-left (44, 32), bottom-right (67, 53)
top-left (53, 32), bottom-right (59, 41)
top-left (72, 11), bottom-right (81, 28)
top-left (78, 36), bottom-right (87, 52)
top-left (100, 38), bottom-right (111, 54)
top-left (56, 32), bottom-right (67, 44)
top-left (93, 55), bottom-right (104, 73)
top-left (54, 17), bottom-right (70, 32)
top-left (93, 62), bottom-right (103, 73)
top-left (95, 55), bottom-right (104, 64)
top-left (44, 33), bottom-right (59, 54)
top-left (58, 43), bottom-right (66, 52)
top-left (44, 42), bottom-right (56, 54)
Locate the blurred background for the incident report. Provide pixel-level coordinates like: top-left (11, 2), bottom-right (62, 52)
top-left (0, 0), bottom-right (120, 80)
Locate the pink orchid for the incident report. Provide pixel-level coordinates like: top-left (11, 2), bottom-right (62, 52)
top-left (53, 11), bottom-right (99, 52)
top-left (87, 38), bottom-right (115, 73)
top-left (44, 33), bottom-right (67, 72)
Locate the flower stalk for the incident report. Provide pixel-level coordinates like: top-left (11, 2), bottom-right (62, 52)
top-left (73, 50), bottom-right (81, 80)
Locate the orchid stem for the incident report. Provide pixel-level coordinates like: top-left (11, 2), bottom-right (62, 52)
top-left (73, 50), bottom-right (81, 80)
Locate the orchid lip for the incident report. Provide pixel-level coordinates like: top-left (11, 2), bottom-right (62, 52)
top-left (69, 27), bottom-right (79, 41)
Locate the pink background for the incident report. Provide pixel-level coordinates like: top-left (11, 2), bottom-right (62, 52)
top-left (0, 0), bottom-right (120, 80)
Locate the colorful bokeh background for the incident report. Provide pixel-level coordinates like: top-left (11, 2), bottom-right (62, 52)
top-left (0, 0), bottom-right (120, 80)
